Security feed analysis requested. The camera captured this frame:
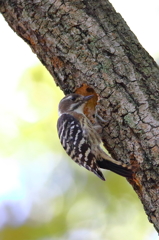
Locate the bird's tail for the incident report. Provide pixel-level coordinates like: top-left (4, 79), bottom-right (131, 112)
top-left (97, 159), bottom-right (132, 178)
top-left (96, 148), bottom-right (132, 178)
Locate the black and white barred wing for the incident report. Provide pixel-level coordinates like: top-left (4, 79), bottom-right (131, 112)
top-left (57, 113), bottom-right (105, 181)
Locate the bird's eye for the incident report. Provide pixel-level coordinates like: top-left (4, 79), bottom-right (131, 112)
top-left (71, 96), bottom-right (76, 101)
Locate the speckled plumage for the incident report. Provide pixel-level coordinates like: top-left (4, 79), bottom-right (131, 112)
top-left (57, 94), bottom-right (132, 180)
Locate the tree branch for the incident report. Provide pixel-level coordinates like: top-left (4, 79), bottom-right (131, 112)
top-left (1, 0), bottom-right (159, 232)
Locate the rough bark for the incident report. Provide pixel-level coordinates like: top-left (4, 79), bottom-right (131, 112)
top-left (1, 0), bottom-right (159, 233)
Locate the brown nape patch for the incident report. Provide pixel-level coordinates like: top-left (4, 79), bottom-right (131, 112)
top-left (75, 84), bottom-right (98, 123)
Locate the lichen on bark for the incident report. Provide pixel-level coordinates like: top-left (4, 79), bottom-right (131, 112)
top-left (1, 0), bottom-right (159, 233)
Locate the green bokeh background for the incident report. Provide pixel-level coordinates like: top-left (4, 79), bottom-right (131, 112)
top-left (0, 65), bottom-right (155, 240)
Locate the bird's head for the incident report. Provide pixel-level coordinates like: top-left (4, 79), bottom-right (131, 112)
top-left (58, 94), bottom-right (93, 115)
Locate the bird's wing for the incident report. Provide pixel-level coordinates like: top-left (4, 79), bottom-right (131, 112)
top-left (57, 113), bottom-right (105, 180)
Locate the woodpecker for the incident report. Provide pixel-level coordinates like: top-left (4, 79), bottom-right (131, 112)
top-left (57, 93), bottom-right (132, 181)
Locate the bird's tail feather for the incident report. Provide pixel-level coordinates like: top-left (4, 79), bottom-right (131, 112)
top-left (97, 159), bottom-right (132, 178)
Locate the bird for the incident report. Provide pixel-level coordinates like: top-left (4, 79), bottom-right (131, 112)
top-left (57, 93), bottom-right (132, 181)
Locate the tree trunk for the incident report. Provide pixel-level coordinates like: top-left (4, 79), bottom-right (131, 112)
top-left (1, 0), bottom-right (159, 233)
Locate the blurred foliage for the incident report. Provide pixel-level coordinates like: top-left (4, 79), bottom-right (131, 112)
top-left (0, 65), bottom-right (155, 240)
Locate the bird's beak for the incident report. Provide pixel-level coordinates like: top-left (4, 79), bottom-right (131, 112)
top-left (83, 95), bottom-right (94, 102)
